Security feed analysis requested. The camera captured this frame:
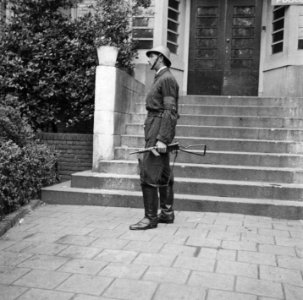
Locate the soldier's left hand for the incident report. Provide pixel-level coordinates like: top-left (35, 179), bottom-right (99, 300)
top-left (156, 140), bottom-right (167, 153)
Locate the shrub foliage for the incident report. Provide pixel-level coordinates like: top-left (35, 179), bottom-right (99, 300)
top-left (0, 0), bottom-right (149, 131)
top-left (0, 101), bottom-right (58, 216)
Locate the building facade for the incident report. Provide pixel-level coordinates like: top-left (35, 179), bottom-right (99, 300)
top-left (128, 0), bottom-right (303, 97)
top-left (3, 0), bottom-right (303, 97)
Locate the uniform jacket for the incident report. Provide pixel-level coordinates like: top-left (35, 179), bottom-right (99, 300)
top-left (144, 68), bottom-right (179, 145)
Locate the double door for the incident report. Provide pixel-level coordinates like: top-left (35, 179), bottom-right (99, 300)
top-left (187, 0), bottom-right (262, 95)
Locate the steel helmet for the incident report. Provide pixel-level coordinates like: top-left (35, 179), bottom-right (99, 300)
top-left (146, 45), bottom-right (171, 67)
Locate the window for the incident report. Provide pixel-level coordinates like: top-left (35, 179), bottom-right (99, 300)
top-left (132, 1), bottom-right (155, 49)
top-left (167, 0), bottom-right (180, 54)
top-left (299, 13), bottom-right (303, 49)
top-left (272, 6), bottom-right (285, 54)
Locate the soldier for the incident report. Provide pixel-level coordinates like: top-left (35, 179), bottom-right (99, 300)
top-left (130, 46), bottom-right (179, 230)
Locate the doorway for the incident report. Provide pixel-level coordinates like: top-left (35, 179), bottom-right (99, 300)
top-left (187, 0), bottom-right (262, 95)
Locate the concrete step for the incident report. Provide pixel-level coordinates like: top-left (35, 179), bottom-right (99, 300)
top-left (131, 113), bottom-right (303, 129)
top-left (94, 160), bottom-right (303, 183)
top-left (134, 103), bottom-right (303, 117)
top-left (126, 124), bottom-right (303, 141)
top-left (179, 95), bottom-right (303, 106)
top-left (42, 181), bottom-right (303, 219)
top-left (115, 147), bottom-right (303, 168)
top-left (120, 135), bottom-right (303, 154)
top-left (70, 171), bottom-right (303, 201)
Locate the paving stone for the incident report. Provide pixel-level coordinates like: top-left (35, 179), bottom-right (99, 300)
top-left (98, 262), bottom-right (147, 279)
top-left (0, 284), bottom-right (28, 300)
top-left (103, 278), bottom-right (157, 300)
top-left (241, 233), bottom-right (275, 244)
top-left (273, 223), bottom-right (302, 231)
top-left (238, 251), bottom-right (276, 266)
top-left (18, 254), bottom-right (69, 270)
top-left (56, 235), bottom-right (97, 246)
top-left (88, 228), bottom-right (127, 239)
top-left (258, 244), bottom-right (296, 256)
top-left (160, 243), bottom-right (197, 257)
top-left (174, 228), bottom-right (208, 237)
top-left (90, 238), bottom-right (129, 250)
top-left (258, 228), bottom-right (290, 238)
top-left (227, 225), bottom-right (258, 234)
top-left (133, 253), bottom-right (176, 267)
top-left (154, 282), bottom-right (206, 300)
top-left (150, 234), bottom-right (187, 245)
top-left (296, 247), bottom-right (303, 258)
top-left (143, 266), bottom-right (190, 284)
top-left (277, 256), bottom-right (303, 270)
top-left (290, 230), bottom-right (303, 239)
top-left (276, 237), bottom-right (303, 248)
top-left (57, 274), bottom-right (113, 296)
top-left (207, 231), bottom-right (240, 241)
top-left (207, 290), bottom-right (257, 300)
top-left (198, 248), bottom-right (236, 261)
top-left (58, 259), bottom-right (108, 275)
top-left (0, 240), bottom-right (15, 251)
top-left (284, 284), bottom-right (303, 300)
top-left (173, 256), bottom-right (215, 272)
top-left (4, 241), bottom-right (35, 253)
top-left (196, 223), bottom-right (226, 232)
top-left (0, 251), bottom-right (33, 267)
top-left (58, 245), bottom-right (101, 259)
top-left (216, 260), bottom-right (258, 278)
top-left (94, 249), bottom-right (138, 264)
top-left (59, 227), bottom-right (96, 236)
top-left (188, 271), bottom-right (234, 291)
top-left (13, 269), bottom-right (71, 289)
top-left (149, 226), bottom-right (178, 235)
top-left (222, 240), bottom-right (257, 251)
top-left (236, 277), bottom-right (283, 298)
top-left (23, 242), bottom-right (68, 255)
top-left (0, 266), bottom-right (30, 284)
top-left (260, 265), bottom-right (303, 286)
top-left (186, 236), bottom-right (221, 248)
top-left (123, 240), bottom-right (164, 253)
top-left (119, 231), bottom-right (156, 242)
top-left (73, 295), bottom-right (113, 300)
top-left (244, 220), bottom-right (272, 229)
top-left (17, 288), bottom-right (73, 300)
top-left (258, 298), bottom-right (281, 300)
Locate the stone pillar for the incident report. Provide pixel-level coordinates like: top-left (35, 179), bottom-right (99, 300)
top-left (93, 65), bottom-right (117, 170)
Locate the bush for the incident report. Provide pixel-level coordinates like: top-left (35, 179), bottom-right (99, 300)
top-left (0, 103), bottom-right (58, 216)
top-left (0, 0), bottom-right (149, 131)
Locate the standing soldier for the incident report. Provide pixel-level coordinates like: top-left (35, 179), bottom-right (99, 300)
top-left (130, 46), bottom-right (179, 230)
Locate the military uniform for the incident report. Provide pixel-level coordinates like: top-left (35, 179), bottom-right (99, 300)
top-left (140, 68), bottom-right (179, 187)
top-left (130, 46), bottom-right (179, 230)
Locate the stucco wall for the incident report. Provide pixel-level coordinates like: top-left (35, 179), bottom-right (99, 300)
top-left (259, 2), bottom-right (303, 97)
top-left (263, 65), bottom-right (303, 97)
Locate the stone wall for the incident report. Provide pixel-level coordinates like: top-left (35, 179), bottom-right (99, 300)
top-left (38, 133), bottom-right (93, 182)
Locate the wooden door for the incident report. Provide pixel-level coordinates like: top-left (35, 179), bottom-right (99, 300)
top-left (187, 0), bottom-right (262, 95)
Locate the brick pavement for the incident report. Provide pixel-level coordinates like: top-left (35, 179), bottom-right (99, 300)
top-left (0, 204), bottom-right (302, 300)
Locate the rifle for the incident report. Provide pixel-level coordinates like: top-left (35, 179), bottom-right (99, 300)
top-left (129, 142), bottom-right (207, 157)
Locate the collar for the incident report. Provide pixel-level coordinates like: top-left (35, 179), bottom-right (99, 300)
top-left (154, 67), bottom-right (169, 81)
top-left (156, 66), bottom-right (167, 74)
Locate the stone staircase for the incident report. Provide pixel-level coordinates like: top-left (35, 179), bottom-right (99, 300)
top-left (42, 95), bottom-right (303, 219)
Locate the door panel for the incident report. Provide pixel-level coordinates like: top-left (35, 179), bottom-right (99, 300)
top-left (187, 0), bottom-right (262, 96)
top-left (188, 0), bottom-right (224, 95)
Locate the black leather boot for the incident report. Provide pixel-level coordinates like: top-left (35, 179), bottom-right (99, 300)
top-left (129, 185), bottom-right (158, 230)
top-left (158, 184), bottom-right (175, 224)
